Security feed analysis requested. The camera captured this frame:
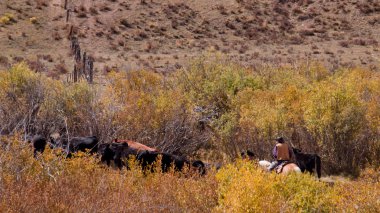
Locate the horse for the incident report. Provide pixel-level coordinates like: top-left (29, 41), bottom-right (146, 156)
top-left (292, 148), bottom-right (321, 178)
top-left (258, 160), bottom-right (302, 175)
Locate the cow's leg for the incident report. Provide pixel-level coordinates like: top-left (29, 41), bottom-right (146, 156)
top-left (114, 157), bottom-right (123, 170)
top-left (101, 155), bottom-right (111, 166)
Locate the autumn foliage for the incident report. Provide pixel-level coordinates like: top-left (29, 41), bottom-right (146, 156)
top-left (0, 137), bottom-right (378, 212)
top-left (1, 60), bottom-right (379, 174)
top-left (0, 60), bottom-right (379, 211)
top-left (0, 136), bottom-right (217, 212)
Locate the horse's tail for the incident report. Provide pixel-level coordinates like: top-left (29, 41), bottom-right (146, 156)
top-left (315, 155), bottom-right (321, 179)
top-left (294, 166), bottom-right (302, 173)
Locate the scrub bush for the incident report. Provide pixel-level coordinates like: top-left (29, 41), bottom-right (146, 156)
top-left (215, 160), bottom-right (379, 212)
top-left (0, 60), bottom-right (379, 175)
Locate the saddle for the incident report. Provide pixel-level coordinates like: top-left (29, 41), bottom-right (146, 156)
top-left (275, 161), bottom-right (290, 174)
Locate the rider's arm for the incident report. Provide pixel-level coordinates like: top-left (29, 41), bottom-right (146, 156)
top-left (272, 146), bottom-right (277, 159)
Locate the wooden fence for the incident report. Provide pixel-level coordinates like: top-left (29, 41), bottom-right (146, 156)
top-left (64, 0), bottom-right (94, 84)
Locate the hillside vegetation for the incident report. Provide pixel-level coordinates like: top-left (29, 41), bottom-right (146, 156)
top-left (0, 60), bottom-right (379, 176)
top-left (0, 57), bottom-right (379, 212)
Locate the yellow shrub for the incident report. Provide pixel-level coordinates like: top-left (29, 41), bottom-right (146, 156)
top-left (216, 160), bottom-right (337, 212)
top-left (215, 161), bottom-right (380, 212)
top-left (103, 70), bottom-right (189, 140)
top-left (0, 16), bottom-right (11, 25)
top-left (29, 17), bottom-right (38, 24)
top-left (0, 13), bottom-right (15, 25)
top-left (1, 60), bottom-right (379, 177)
top-left (0, 131), bottom-right (378, 212)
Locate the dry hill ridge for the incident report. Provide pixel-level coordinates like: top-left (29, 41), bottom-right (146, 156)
top-left (0, 0), bottom-right (379, 79)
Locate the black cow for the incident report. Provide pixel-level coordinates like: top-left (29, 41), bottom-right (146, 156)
top-left (241, 150), bottom-right (255, 161)
top-left (205, 162), bottom-right (223, 171)
top-left (137, 150), bottom-right (206, 175)
top-left (293, 148), bottom-right (321, 178)
top-left (50, 136), bottom-right (99, 156)
top-left (68, 136), bottom-right (99, 153)
top-left (27, 135), bottom-right (47, 157)
top-left (98, 140), bottom-right (157, 169)
top-left (98, 143), bottom-right (114, 166)
top-left (99, 142), bottom-right (134, 169)
top-left (191, 160), bottom-right (206, 176)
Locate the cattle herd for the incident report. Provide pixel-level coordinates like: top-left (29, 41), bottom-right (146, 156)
top-left (27, 135), bottom-right (207, 175)
top-left (26, 135), bottom-right (321, 178)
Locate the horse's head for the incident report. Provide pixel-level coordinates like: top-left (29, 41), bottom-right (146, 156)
top-left (292, 147), bottom-right (302, 154)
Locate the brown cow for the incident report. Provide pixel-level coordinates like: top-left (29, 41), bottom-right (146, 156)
top-left (99, 139), bottom-right (157, 169)
top-left (113, 139), bottom-right (157, 152)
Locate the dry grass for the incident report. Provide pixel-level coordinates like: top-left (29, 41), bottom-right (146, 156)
top-left (0, 136), bottom-right (379, 212)
top-left (0, 136), bottom-right (218, 212)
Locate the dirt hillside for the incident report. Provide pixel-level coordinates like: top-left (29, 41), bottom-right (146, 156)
top-left (1, 0), bottom-right (379, 78)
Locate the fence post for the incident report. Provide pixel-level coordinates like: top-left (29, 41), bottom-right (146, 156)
top-left (66, 10), bottom-right (70, 22)
top-left (68, 25), bottom-right (73, 39)
top-left (89, 57), bottom-right (93, 84)
top-left (74, 65), bottom-right (78, 82)
top-left (68, 35), bottom-right (95, 84)
top-left (75, 46), bottom-right (81, 62)
top-left (83, 51), bottom-right (87, 78)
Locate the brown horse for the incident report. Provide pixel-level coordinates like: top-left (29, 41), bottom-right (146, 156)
top-left (259, 160), bottom-right (302, 175)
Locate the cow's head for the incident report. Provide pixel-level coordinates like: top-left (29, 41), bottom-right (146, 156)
top-left (49, 133), bottom-right (62, 146)
top-left (192, 160), bottom-right (206, 176)
top-left (98, 143), bottom-right (110, 155)
top-left (241, 150), bottom-right (255, 160)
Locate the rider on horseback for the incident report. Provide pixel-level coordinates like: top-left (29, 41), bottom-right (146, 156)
top-left (267, 137), bottom-right (293, 172)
